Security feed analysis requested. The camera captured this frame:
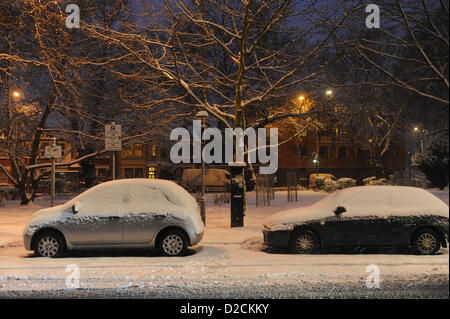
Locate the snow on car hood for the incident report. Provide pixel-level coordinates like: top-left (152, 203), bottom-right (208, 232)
top-left (22, 204), bottom-right (72, 237)
top-left (264, 186), bottom-right (449, 231)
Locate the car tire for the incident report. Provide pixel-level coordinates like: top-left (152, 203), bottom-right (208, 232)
top-left (158, 229), bottom-right (188, 257)
top-left (412, 229), bottom-right (441, 255)
top-left (290, 230), bottom-right (321, 254)
top-left (33, 231), bottom-right (66, 258)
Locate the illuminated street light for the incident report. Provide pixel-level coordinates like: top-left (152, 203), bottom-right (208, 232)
top-left (412, 126), bottom-right (425, 153)
top-left (12, 91), bottom-right (20, 98)
top-left (325, 89), bottom-right (333, 96)
top-left (298, 95), bottom-right (305, 101)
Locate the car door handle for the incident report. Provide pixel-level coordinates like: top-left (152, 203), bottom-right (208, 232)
top-left (109, 216), bottom-right (121, 220)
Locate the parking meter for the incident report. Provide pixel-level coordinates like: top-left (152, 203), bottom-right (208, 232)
top-left (228, 162), bottom-right (246, 227)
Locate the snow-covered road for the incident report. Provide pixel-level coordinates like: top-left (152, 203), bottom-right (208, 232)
top-left (0, 189), bottom-right (448, 298)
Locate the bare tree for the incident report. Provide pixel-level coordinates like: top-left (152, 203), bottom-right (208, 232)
top-left (83, 0), bottom-right (359, 215)
top-left (0, 0), bottom-right (184, 204)
top-left (336, 0), bottom-right (448, 105)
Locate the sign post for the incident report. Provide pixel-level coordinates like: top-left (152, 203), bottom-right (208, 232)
top-left (44, 138), bottom-right (62, 207)
top-left (105, 123), bottom-right (122, 180)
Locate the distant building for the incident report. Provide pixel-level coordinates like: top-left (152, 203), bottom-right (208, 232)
top-left (276, 126), bottom-right (406, 186)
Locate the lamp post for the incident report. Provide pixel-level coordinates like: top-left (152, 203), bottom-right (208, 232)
top-left (9, 90), bottom-right (21, 119)
top-left (196, 111), bottom-right (208, 224)
top-left (413, 127), bottom-right (425, 153)
top-left (313, 153), bottom-right (319, 176)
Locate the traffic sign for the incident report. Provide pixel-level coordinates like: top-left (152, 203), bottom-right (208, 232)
top-left (105, 123), bottom-right (122, 151)
top-left (44, 145), bottom-right (62, 159)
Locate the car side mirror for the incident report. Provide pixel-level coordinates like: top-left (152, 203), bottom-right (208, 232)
top-left (334, 206), bottom-right (346, 216)
top-left (72, 201), bottom-right (81, 214)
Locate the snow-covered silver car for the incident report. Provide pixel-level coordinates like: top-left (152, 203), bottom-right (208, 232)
top-left (23, 179), bottom-right (204, 257)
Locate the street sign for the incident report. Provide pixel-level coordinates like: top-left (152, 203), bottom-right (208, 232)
top-left (44, 145), bottom-right (62, 159)
top-left (105, 123), bottom-right (122, 151)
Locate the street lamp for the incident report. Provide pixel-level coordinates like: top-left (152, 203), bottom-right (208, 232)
top-left (196, 110), bottom-right (208, 224)
top-left (298, 95), bottom-right (305, 101)
top-left (413, 126), bottom-right (425, 153)
top-left (312, 152), bottom-right (319, 176)
top-left (12, 91), bottom-right (20, 98)
top-left (325, 89), bottom-right (333, 97)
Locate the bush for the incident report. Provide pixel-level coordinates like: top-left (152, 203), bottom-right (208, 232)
top-left (337, 178), bottom-right (356, 189)
top-left (362, 176), bottom-right (376, 185)
top-left (411, 140), bottom-right (449, 190)
top-left (323, 179), bottom-right (339, 192)
top-left (314, 176), bottom-right (327, 190)
top-left (363, 176), bottom-right (388, 185)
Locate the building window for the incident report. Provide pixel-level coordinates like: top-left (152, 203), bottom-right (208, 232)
top-left (152, 144), bottom-right (156, 157)
top-left (299, 147), bottom-right (308, 158)
top-left (337, 147), bottom-right (347, 159)
top-left (148, 167), bottom-right (157, 179)
top-left (122, 144), bottom-right (144, 158)
top-left (134, 144), bottom-right (143, 157)
top-left (319, 146), bottom-right (329, 159)
top-left (123, 146), bottom-right (133, 158)
top-left (0, 171), bottom-right (8, 184)
top-left (125, 168), bottom-right (134, 178)
top-left (124, 167), bottom-right (145, 178)
top-left (97, 168), bottom-right (107, 182)
top-left (135, 168), bottom-right (144, 178)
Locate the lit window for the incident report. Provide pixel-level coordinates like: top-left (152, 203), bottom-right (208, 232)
top-left (134, 144), bottom-right (143, 157)
top-left (148, 167), bottom-right (157, 179)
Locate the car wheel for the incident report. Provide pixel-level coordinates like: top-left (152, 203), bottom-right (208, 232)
top-left (290, 230), bottom-right (320, 254)
top-left (412, 229), bottom-right (441, 255)
top-left (158, 230), bottom-right (188, 256)
top-left (33, 231), bottom-right (66, 258)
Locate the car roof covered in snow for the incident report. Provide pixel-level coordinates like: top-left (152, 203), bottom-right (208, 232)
top-left (265, 186), bottom-right (449, 231)
top-left (71, 178), bottom-right (197, 209)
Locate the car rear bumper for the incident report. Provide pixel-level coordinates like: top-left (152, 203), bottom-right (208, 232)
top-left (263, 230), bottom-right (291, 248)
top-left (439, 226), bottom-right (449, 247)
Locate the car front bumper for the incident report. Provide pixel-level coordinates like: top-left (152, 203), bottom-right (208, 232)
top-left (190, 231), bottom-right (204, 246)
top-left (263, 229), bottom-right (291, 248)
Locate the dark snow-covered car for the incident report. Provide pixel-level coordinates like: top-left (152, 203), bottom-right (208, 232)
top-left (23, 179), bottom-right (204, 257)
top-left (262, 186), bottom-right (449, 255)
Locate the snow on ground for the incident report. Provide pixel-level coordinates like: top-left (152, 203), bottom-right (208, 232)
top-left (0, 188), bottom-right (448, 298)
